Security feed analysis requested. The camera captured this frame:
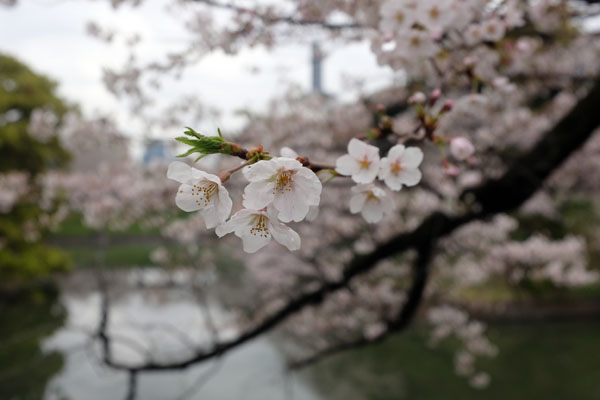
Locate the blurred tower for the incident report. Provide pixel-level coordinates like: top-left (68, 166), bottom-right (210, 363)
top-left (311, 41), bottom-right (324, 94)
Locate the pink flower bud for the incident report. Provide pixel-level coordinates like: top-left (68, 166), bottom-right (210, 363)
top-left (450, 137), bottom-right (475, 161)
top-left (441, 99), bottom-right (454, 112)
top-left (429, 88), bottom-right (442, 105)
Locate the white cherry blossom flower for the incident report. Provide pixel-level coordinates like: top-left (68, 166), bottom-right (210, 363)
top-left (215, 208), bottom-right (301, 253)
top-left (379, 0), bottom-right (420, 34)
top-left (450, 137), bottom-right (475, 161)
top-left (280, 146), bottom-right (298, 159)
top-left (167, 161), bottom-right (232, 229)
top-left (242, 157), bottom-right (322, 223)
top-left (481, 18), bottom-right (506, 42)
top-left (336, 138), bottom-right (381, 184)
top-left (349, 184), bottom-right (396, 223)
top-left (378, 144), bottom-right (423, 191)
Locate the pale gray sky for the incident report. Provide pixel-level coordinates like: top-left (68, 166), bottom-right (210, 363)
top-left (0, 0), bottom-right (397, 153)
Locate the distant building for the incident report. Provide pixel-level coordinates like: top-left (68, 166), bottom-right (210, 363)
top-left (312, 41), bottom-right (324, 95)
top-left (142, 139), bottom-right (171, 166)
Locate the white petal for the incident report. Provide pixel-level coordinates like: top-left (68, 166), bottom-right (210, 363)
top-left (350, 192), bottom-right (367, 214)
top-left (215, 209), bottom-right (254, 237)
top-left (175, 184), bottom-right (203, 212)
top-left (397, 168), bottom-right (422, 187)
top-left (353, 160), bottom-right (380, 183)
top-left (378, 158), bottom-right (391, 180)
top-left (335, 155), bottom-right (359, 176)
top-left (361, 199), bottom-right (385, 223)
top-left (243, 180), bottom-right (275, 210)
top-left (270, 221), bottom-right (301, 251)
top-left (305, 205), bottom-right (319, 222)
top-left (280, 147), bottom-right (299, 158)
top-left (202, 208), bottom-right (220, 229)
top-left (383, 174), bottom-right (404, 191)
top-left (167, 161), bottom-right (192, 184)
top-left (274, 190), bottom-right (310, 222)
top-left (277, 157), bottom-right (303, 170)
top-left (295, 168), bottom-right (322, 206)
top-left (401, 147), bottom-right (424, 168)
top-left (387, 144), bottom-right (406, 161)
top-left (242, 159), bottom-right (280, 182)
top-left (348, 138), bottom-right (380, 161)
top-left (216, 187), bottom-right (233, 223)
top-left (241, 233), bottom-right (271, 253)
top-left (351, 184), bottom-right (373, 194)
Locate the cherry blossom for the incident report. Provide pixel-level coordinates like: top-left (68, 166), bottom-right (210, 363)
top-left (349, 184), bottom-right (395, 223)
top-left (378, 144), bottom-right (423, 191)
top-left (215, 208), bottom-right (301, 253)
top-left (450, 137), bottom-right (476, 161)
top-left (242, 157), bottom-right (322, 223)
top-left (167, 161), bottom-right (232, 229)
top-left (336, 139), bottom-right (381, 184)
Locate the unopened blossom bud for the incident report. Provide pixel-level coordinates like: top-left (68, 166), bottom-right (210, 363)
top-left (429, 88), bottom-right (442, 106)
top-left (408, 92), bottom-right (426, 105)
top-left (450, 137), bottom-right (475, 161)
top-left (441, 99), bottom-right (454, 113)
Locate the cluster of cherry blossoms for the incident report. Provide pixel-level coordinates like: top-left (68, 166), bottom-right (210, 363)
top-left (167, 154), bottom-right (322, 253)
top-left (336, 138), bottom-right (423, 223)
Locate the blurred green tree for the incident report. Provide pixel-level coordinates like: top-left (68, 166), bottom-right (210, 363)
top-left (0, 53), bottom-right (71, 289)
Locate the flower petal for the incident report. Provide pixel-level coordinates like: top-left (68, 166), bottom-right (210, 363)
top-left (241, 233), bottom-right (271, 253)
top-left (215, 209), bottom-right (254, 237)
top-left (353, 160), bottom-right (380, 183)
top-left (167, 161), bottom-right (192, 184)
top-left (335, 155), bottom-right (359, 176)
top-left (350, 192), bottom-right (367, 214)
top-left (387, 144), bottom-right (406, 161)
top-left (216, 186), bottom-right (233, 223)
top-left (175, 184), bottom-right (203, 212)
top-left (295, 168), bottom-right (322, 206)
top-left (202, 207), bottom-right (220, 229)
top-left (401, 147), bottom-right (424, 168)
top-left (243, 180), bottom-right (275, 210)
top-left (270, 220), bottom-right (301, 251)
top-left (242, 159), bottom-right (280, 182)
top-left (280, 147), bottom-right (299, 158)
top-left (273, 189), bottom-right (310, 222)
top-left (361, 198), bottom-right (385, 223)
top-left (397, 168), bottom-right (422, 187)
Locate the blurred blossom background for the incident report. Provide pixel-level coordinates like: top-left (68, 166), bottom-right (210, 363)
top-left (1, 1), bottom-right (600, 399)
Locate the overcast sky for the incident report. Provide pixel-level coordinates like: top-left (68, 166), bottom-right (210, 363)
top-left (0, 0), bottom-right (398, 155)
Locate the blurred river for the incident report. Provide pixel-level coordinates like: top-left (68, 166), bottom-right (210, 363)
top-left (42, 268), bottom-right (323, 400)
top-left (1, 267), bottom-right (599, 400)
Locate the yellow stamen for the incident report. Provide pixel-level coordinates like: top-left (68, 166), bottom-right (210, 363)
top-left (250, 214), bottom-right (270, 238)
top-left (190, 181), bottom-right (218, 207)
top-left (274, 170), bottom-right (295, 194)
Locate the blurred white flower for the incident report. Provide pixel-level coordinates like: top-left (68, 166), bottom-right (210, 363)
top-left (216, 208), bottom-right (300, 253)
top-left (243, 157), bottom-right (322, 223)
top-left (349, 184), bottom-right (395, 223)
top-left (336, 138), bottom-right (381, 184)
top-left (450, 137), bottom-right (475, 161)
top-left (378, 144), bottom-right (423, 191)
top-left (167, 161), bottom-right (232, 229)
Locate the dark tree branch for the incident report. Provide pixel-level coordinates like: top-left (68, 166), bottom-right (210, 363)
top-left (96, 77), bottom-right (600, 373)
top-left (289, 223), bottom-right (439, 369)
top-left (189, 0), bottom-right (362, 30)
